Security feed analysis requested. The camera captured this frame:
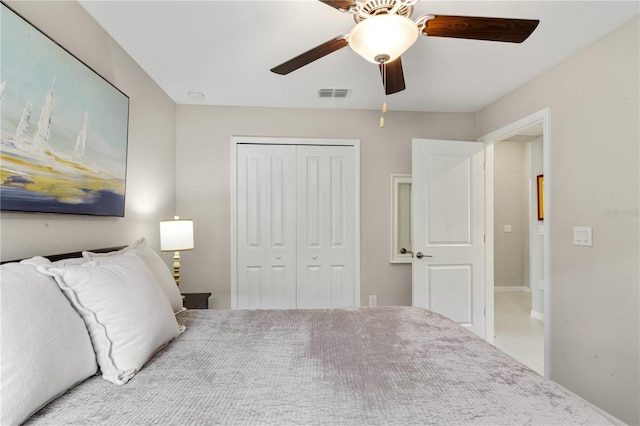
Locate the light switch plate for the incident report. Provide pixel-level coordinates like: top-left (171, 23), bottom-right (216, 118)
top-left (573, 226), bottom-right (593, 246)
top-left (504, 225), bottom-right (512, 233)
top-left (538, 225), bottom-right (544, 235)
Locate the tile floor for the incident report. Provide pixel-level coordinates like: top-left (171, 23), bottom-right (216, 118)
top-left (493, 289), bottom-right (544, 376)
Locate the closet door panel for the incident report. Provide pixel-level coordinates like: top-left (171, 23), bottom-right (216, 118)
top-left (296, 146), bottom-right (355, 308)
top-left (237, 145), bottom-right (296, 309)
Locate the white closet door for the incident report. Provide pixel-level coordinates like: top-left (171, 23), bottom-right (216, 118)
top-left (237, 144), bottom-right (297, 309)
top-left (296, 146), bottom-right (355, 308)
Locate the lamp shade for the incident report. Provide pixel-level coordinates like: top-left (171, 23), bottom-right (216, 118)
top-left (160, 217), bottom-right (194, 251)
top-left (348, 14), bottom-right (419, 64)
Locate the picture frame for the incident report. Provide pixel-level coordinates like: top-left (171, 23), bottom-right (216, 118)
top-left (0, 2), bottom-right (130, 217)
top-left (537, 174), bottom-right (544, 221)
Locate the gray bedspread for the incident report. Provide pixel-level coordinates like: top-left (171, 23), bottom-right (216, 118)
top-left (27, 307), bottom-right (617, 425)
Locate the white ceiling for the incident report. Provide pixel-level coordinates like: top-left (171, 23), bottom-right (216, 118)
top-left (79, 0), bottom-right (638, 113)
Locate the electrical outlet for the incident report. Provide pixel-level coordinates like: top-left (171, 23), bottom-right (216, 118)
top-left (368, 294), bottom-right (377, 307)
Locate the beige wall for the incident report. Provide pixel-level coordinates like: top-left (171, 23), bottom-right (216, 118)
top-left (476, 16), bottom-right (639, 425)
top-left (493, 141), bottom-right (528, 287)
top-left (0, 1), bottom-right (177, 261)
top-left (175, 106), bottom-right (475, 308)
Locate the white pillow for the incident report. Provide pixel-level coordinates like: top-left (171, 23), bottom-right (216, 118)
top-left (19, 255), bottom-right (50, 266)
top-left (21, 255), bottom-right (87, 267)
top-left (52, 256), bottom-right (88, 267)
top-left (39, 251), bottom-right (181, 385)
top-left (0, 261), bottom-right (98, 426)
top-left (84, 238), bottom-right (184, 314)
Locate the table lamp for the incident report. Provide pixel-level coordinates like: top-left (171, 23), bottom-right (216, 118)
top-left (160, 216), bottom-right (194, 287)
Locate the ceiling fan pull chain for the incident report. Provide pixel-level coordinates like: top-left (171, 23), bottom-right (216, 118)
top-left (380, 62), bottom-right (388, 128)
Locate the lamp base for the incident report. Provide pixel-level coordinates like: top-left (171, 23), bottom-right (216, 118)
top-left (172, 251), bottom-right (181, 287)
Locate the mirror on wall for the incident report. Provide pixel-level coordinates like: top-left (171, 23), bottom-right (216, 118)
top-left (391, 174), bottom-right (412, 263)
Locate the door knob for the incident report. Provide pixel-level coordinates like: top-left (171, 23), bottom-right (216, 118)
top-left (415, 252), bottom-right (433, 259)
top-left (312, 254), bottom-right (317, 259)
top-left (276, 255), bottom-right (281, 260)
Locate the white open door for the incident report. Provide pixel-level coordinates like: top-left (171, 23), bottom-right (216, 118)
top-left (412, 139), bottom-right (486, 338)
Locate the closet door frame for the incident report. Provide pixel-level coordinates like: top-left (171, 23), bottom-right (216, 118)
top-left (230, 136), bottom-right (361, 309)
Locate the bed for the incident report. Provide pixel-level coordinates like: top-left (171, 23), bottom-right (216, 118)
top-left (1, 242), bottom-right (621, 425)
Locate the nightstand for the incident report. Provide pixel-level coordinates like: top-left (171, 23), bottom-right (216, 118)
top-left (182, 292), bottom-right (211, 309)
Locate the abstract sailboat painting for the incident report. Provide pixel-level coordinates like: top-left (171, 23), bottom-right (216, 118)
top-left (0, 3), bottom-right (130, 216)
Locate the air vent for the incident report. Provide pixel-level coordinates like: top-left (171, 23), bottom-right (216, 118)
top-left (317, 88), bottom-right (351, 99)
top-left (333, 89), bottom-right (350, 98)
top-left (318, 89), bottom-right (334, 98)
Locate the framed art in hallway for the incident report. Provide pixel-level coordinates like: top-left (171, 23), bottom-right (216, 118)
top-left (0, 2), bottom-right (130, 217)
top-left (537, 174), bottom-right (544, 221)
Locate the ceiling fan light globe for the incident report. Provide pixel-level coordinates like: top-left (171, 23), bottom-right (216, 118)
top-left (348, 14), bottom-right (419, 64)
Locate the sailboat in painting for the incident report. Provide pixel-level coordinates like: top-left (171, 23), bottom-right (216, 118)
top-left (74, 109), bottom-right (88, 159)
top-left (3, 78), bottom-right (56, 156)
top-left (14, 101), bottom-right (32, 142)
top-left (32, 77), bottom-right (55, 154)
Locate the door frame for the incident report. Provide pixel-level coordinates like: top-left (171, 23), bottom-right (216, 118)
top-left (230, 136), bottom-right (361, 310)
top-left (478, 108), bottom-right (551, 378)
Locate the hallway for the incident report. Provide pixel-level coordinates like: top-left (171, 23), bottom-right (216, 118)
top-left (494, 290), bottom-right (544, 375)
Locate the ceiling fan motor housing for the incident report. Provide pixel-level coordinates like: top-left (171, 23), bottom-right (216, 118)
top-left (352, 0), bottom-right (417, 22)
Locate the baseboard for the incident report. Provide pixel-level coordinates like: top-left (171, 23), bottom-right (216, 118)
top-left (530, 310), bottom-right (544, 322)
top-left (494, 285), bottom-right (531, 293)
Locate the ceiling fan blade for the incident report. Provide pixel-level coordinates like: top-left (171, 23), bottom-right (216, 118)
top-left (379, 57), bottom-right (406, 95)
top-left (271, 36), bottom-right (348, 75)
top-left (318, 1), bottom-right (356, 12)
top-left (422, 15), bottom-right (540, 43)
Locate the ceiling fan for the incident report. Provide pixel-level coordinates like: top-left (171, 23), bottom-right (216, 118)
top-left (270, 0), bottom-right (540, 95)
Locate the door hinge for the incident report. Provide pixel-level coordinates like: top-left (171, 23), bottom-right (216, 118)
top-left (484, 308), bottom-right (486, 316)
top-left (484, 234), bottom-right (486, 243)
